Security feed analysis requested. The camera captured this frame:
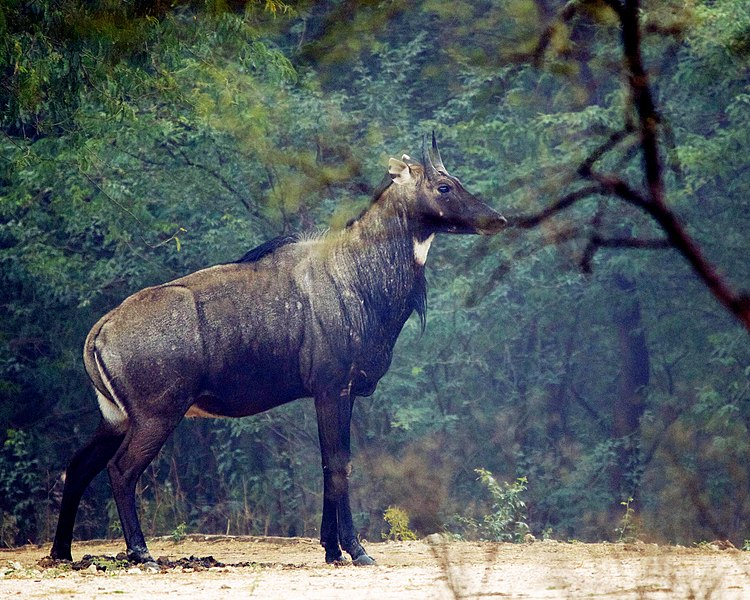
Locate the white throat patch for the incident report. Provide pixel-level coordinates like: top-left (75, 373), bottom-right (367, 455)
top-left (413, 234), bottom-right (435, 266)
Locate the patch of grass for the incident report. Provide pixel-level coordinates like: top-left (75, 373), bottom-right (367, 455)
top-left (92, 556), bottom-right (130, 571)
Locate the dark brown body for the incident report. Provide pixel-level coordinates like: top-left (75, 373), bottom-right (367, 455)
top-left (50, 135), bottom-right (506, 566)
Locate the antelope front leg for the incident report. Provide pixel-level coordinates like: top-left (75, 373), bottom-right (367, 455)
top-left (314, 389), bottom-right (374, 566)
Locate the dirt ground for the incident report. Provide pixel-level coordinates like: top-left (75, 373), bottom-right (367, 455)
top-left (1, 535), bottom-right (749, 599)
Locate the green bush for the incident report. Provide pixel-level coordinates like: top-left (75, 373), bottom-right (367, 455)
top-left (474, 470), bottom-right (530, 543)
top-left (0, 430), bottom-right (43, 546)
top-left (382, 506), bottom-right (418, 541)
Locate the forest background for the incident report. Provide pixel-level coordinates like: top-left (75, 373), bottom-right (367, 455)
top-left (1, 0), bottom-right (749, 549)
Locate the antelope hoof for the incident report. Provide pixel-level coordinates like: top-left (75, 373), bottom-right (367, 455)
top-left (127, 547), bottom-right (155, 565)
top-left (143, 560), bottom-right (160, 572)
top-left (352, 553), bottom-right (375, 566)
top-left (40, 555), bottom-right (69, 568)
top-left (325, 547), bottom-right (348, 564)
top-left (48, 548), bottom-right (72, 562)
top-left (347, 543), bottom-right (375, 566)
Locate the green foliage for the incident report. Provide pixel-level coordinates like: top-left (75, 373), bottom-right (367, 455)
top-left (382, 506), bottom-right (417, 541)
top-left (615, 497), bottom-right (638, 543)
top-left (469, 470), bottom-right (530, 543)
top-left (90, 555), bottom-right (130, 571)
top-left (0, 430), bottom-right (43, 546)
top-left (171, 522), bottom-right (188, 543)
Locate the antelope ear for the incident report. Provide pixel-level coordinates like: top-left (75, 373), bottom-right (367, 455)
top-left (388, 157), bottom-right (412, 185)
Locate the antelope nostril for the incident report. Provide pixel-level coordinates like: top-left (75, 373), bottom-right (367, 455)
top-left (477, 212), bottom-right (509, 234)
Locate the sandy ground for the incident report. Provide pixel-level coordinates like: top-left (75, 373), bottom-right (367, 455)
top-left (1, 535), bottom-right (749, 599)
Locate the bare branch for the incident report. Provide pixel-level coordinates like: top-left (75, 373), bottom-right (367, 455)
top-left (509, 185), bottom-right (604, 228)
top-left (577, 126), bottom-right (636, 178)
top-left (530, 1), bottom-right (580, 66)
top-left (592, 236), bottom-right (670, 250)
top-left (618, 1), bottom-right (750, 330)
top-left (581, 235), bottom-right (670, 273)
top-left (589, 173), bottom-right (649, 209)
top-left (514, 0), bottom-right (750, 331)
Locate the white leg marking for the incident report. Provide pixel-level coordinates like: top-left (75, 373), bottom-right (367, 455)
top-left (96, 389), bottom-right (127, 425)
top-left (413, 234), bottom-right (435, 266)
top-left (94, 352), bottom-right (129, 424)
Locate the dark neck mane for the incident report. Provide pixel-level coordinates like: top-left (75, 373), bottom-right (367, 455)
top-left (234, 174), bottom-right (428, 329)
top-left (338, 184), bottom-right (427, 330)
top-left (236, 234), bottom-right (299, 263)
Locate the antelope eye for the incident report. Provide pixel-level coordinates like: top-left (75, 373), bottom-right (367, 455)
top-left (437, 184), bottom-right (451, 194)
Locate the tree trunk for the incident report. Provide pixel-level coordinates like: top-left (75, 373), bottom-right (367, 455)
top-left (610, 274), bottom-right (649, 514)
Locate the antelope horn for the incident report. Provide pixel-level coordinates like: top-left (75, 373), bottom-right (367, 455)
top-left (422, 133), bottom-right (440, 181)
top-left (430, 131), bottom-right (446, 173)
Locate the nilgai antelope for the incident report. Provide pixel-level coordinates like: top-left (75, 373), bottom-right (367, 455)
top-left (50, 134), bottom-right (507, 566)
